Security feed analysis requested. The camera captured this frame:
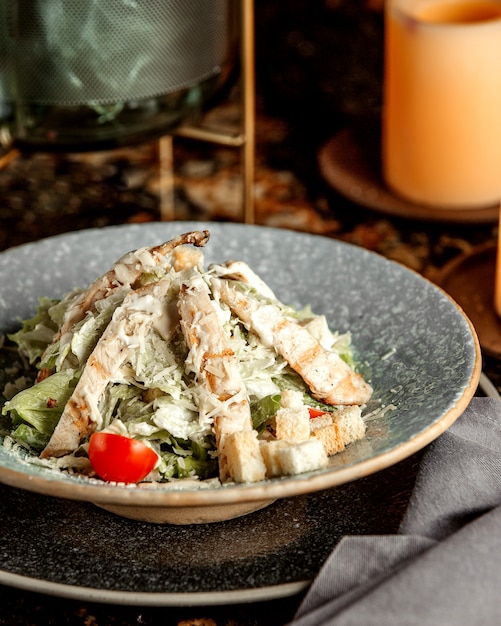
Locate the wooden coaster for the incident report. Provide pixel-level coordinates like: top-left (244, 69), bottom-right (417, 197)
top-left (438, 242), bottom-right (501, 357)
top-left (318, 128), bottom-right (499, 224)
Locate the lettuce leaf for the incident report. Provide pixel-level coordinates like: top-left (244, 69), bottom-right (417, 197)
top-left (251, 393), bottom-right (281, 431)
top-left (8, 297), bottom-right (61, 364)
top-left (9, 423), bottom-right (49, 452)
top-left (2, 369), bottom-right (79, 436)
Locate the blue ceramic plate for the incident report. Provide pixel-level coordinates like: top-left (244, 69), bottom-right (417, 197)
top-left (0, 222), bottom-right (480, 526)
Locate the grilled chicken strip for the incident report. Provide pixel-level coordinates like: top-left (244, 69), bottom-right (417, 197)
top-left (37, 230), bottom-right (209, 382)
top-left (213, 279), bottom-right (373, 407)
top-left (40, 276), bottom-right (178, 459)
top-left (177, 274), bottom-right (253, 482)
top-left (209, 260), bottom-right (277, 300)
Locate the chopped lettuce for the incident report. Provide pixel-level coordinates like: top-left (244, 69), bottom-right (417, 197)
top-left (158, 451), bottom-right (216, 480)
top-left (8, 296), bottom-right (61, 364)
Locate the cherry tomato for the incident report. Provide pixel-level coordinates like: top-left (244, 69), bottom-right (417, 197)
top-left (88, 432), bottom-right (158, 483)
top-left (308, 408), bottom-right (328, 419)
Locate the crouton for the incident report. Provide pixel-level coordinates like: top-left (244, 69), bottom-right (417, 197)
top-left (333, 405), bottom-right (366, 445)
top-left (275, 439), bottom-right (328, 475)
top-left (219, 430), bottom-right (267, 483)
top-left (273, 390), bottom-right (311, 442)
top-left (309, 413), bottom-right (334, 430)
top-left (275, 405), bottom-right (310, 442)
top-left (311, 422), bottom-right (345, 456)
top-left (260, 439), bottom-right (287, 478)
top-left (279, 389), bottom-right (304, 409)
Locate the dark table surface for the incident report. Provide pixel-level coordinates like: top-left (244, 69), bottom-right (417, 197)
top-left (0, 2), bottom-right (499, 624)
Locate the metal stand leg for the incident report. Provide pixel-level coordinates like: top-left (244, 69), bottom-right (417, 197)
top-left (158, 136), bottom-right (175, 222)
top-left (159, 0), bottom-right (255, 224)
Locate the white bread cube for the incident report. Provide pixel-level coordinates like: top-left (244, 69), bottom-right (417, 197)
top-left (279, 389), bottom-right (304, 409)
top-left (311, 422), bottom-right (345, 456)
top-left (220, 430), bottom-right (267, 483)
top-left (275, 439), bottom-right (328, 475)
top-left (309, 414), bottom-right (334, 431)
top-left (260, 439), bottom-right (287, 478)
top-left (275, 390), bottom-right (310, 442)
top-left (275, 405), bottom-right (310, 442)
top-left (332, 405), bottom-right (366, 445)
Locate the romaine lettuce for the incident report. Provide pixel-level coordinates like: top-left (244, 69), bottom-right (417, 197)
top-left (2, 368), bottom-right (79, 436)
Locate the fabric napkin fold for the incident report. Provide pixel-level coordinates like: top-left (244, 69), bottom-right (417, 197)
top-left (288, 397), bottom-right (501, 626)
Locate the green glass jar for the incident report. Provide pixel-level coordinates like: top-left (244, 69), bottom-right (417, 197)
top-left (0, 0), bottom-right (235, 151)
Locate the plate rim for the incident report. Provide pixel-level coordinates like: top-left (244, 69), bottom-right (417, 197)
top-left (0, 568), bottom-right (310, 606)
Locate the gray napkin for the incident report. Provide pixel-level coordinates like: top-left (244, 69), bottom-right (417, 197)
top-left (288, 397), bottom-right (501, 626)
